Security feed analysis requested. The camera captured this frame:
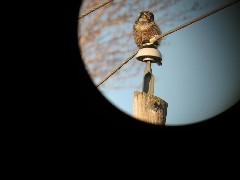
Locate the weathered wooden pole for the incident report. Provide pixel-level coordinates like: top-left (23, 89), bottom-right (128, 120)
top-left (133, 43), bottom-right (168, 125)
top-left (133, 91), bottom-right (167, 125)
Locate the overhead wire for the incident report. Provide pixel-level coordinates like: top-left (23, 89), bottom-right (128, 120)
top-left (96, 0), bottom-right (240, 87)
top-left (149, 0), bottom-right (240, 45)
top-left (78, 0), bottom-right (114, 20)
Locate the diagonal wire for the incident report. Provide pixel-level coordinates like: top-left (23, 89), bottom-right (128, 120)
top-left (96, 0), bottom-right (240, 87)
top-left (150, 0), bottom-right (240, 44)
top-left (78, 0), bottom-right (114, 20)
top-left (96, 50), bottom-right (138, 87)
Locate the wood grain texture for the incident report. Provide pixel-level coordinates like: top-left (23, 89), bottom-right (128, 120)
top-left (133, 91), bottom-right (167, 125)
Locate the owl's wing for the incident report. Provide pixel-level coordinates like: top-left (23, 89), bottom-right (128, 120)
top-left (148, 22), bottom-right (161, 35)
top-left (133, 25), bottom-right (143, 48)
top-left (147, 22), bottom-right (162, 46)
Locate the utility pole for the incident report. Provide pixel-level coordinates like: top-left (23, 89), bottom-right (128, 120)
top-left (133, 43), bottom-right (168, 125)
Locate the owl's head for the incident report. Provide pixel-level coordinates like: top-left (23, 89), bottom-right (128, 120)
top-left (136, 11), bottom-right (154, 23)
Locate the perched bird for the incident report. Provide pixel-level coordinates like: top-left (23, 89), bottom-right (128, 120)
top-left (133, 11), bottom-right (162, 49)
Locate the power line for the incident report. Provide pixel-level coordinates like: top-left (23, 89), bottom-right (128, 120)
top-left (96, 0), bottom-right (240, 87)
top-left (150, 0), bottom-right (240, 44)
top-left (78, 0), bottom-right (114, 20)
top-left (96, 50), bottom-right (138, 87)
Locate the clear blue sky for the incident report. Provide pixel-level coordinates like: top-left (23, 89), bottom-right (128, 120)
top-left (88, 1), bottom-right (240, 125)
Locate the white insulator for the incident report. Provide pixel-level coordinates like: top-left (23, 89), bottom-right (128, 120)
top-left (136, 47), bottom-right (162, 65)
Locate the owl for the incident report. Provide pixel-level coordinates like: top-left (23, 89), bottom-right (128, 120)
top-left (133, 11), bottom-right (161, 49)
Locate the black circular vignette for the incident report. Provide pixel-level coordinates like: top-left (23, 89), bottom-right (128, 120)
top-left (57, 0), bottom-right (239, 133)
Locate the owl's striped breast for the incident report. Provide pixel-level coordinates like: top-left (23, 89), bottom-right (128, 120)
top-left (135, 22), bottom-right (152, 31)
